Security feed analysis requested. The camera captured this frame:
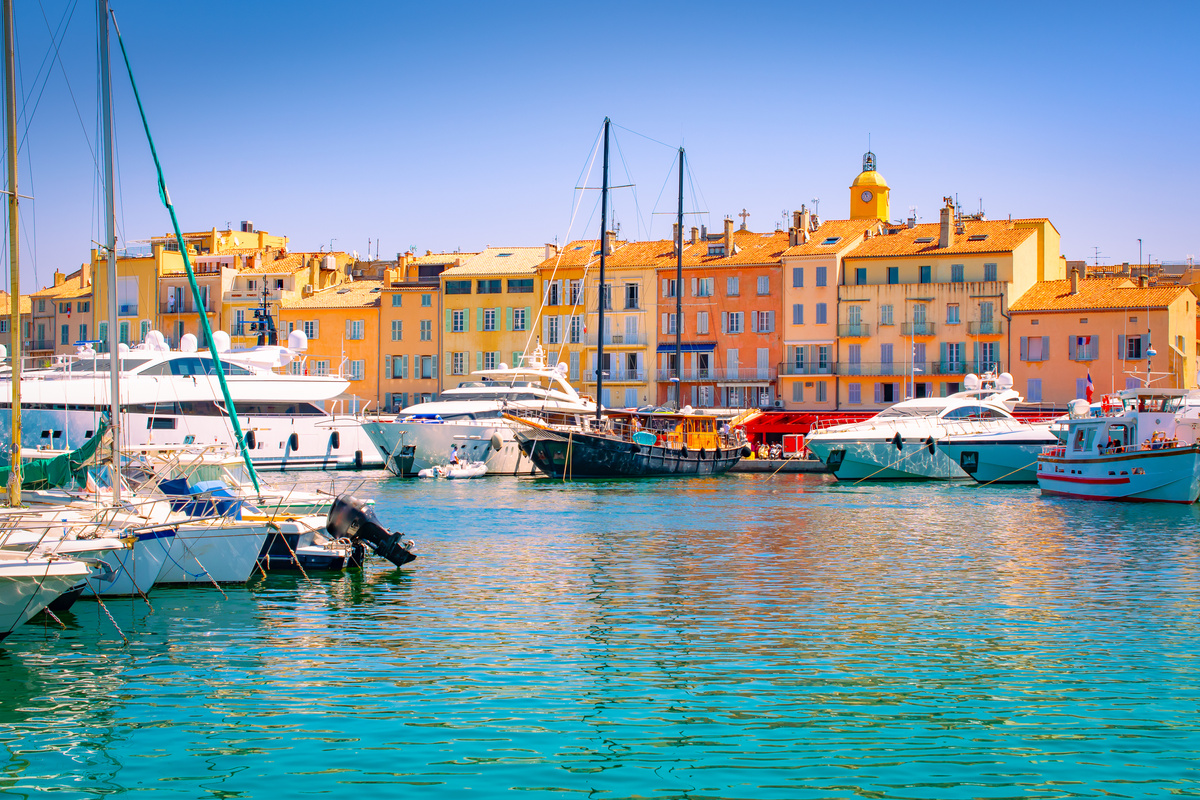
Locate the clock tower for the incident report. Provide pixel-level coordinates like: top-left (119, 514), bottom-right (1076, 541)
top-left (849, 151), bottom-right (890, 221)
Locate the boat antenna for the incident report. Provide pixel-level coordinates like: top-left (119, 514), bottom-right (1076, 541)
top-left (109, 9), bottom-right (261, 492)
top-left (99, 0), bottom-right (122, 501)
top-left (595, 117), bottom-right (609, 422)
top-left (674, 146), bottom-right (684, 411)
top-left (3, 0), bottom-right (19, 506)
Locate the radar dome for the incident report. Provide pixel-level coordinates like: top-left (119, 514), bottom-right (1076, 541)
top-left (118, 342), bottom-right (130, 353)
top-left (555, 362), bottom-right (569, 376)
top-left (179, 333), bottom-right (198, 352)
top-left (212, 330), bottom-right (231, 353)
top-left (287, 329), bottom-right (308, 352)
top-left (997, 372), bottom-right (1014, 389)
top-left (1068, 398), bottom-right (1090, 419)
top-left (963, 373), bottom-right (981, 391)
top-left (681, 404), bottom-right (694, 414)
top-left (498, 362), bottom-right (508, 370)
top-left (0, 344), bottom-right (6, 359)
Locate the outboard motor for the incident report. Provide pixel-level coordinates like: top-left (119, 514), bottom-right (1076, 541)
top-left (326, 495), bottom-right (416, 568)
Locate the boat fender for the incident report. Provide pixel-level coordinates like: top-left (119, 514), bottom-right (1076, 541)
top-left (288, 432), bottom-right (299, 451)
top-left (331, 431), bottom-right (340, 449)
top-left (245, 430), bottom-right (256, 450)
top-left (490, 433), bottom-right (503, 451)
top-left (892, 432), bottom-right (903, 451)
top-left (925, 436), bottom-right (935, 455)
top-left (680, 446), bottom-right (688, 459)
top-left (631, 444), bottom-right (640, 454)
top-left (740, 444), bottom-right (753, 458)
top-left (355, 450), bottom-right (363, 469)
top-left (699, 447), bottom-right (706, 460)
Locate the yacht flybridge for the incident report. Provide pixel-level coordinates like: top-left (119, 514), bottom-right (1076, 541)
top-left (362, 345), bottom-right (598, 476)
top-left (0, 329), bottom-right (381, 471)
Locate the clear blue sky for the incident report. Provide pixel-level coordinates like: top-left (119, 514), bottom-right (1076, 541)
top-left (5, 0), bottom-right (1198, 290)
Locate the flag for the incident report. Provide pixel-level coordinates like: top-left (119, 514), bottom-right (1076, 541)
top-left (1086, 371), bottom-right (1094, 403)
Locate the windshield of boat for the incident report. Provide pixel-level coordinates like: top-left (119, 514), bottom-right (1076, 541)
top-left (940, 405), bottom-right (1011, 420)
top-left (874, 405), bottom-right (943, 419)
top-left (52, 356), bottom-right (152, 373)
top-left (438, 390), bottom-right (544, 402)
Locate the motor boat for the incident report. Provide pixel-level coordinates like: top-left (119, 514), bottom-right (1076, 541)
top-left (418, 461), bottom-right (488, 479)
top-left (362, 346), bottom-right (597, 476)
top-left (0, 328), bottom-right (381, 471)
top-left (1037, 389), bottom-right (1200, 503)
top-left (805, 372), bottom-right (1027, 481)
top-left (0, 548), bottom-right (95, 640)
top-left (937, 417), bottom-right (1059, 484)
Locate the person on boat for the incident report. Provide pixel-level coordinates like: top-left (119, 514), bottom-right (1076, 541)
top-left (449, 444), bottom-right (459, 465)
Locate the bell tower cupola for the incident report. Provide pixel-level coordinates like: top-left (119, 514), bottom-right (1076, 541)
top-left (850, 150), bottom-right (890, 221)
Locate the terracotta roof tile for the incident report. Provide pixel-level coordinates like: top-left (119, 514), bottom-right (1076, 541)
top-left (30, 268), bottom-right (92, 299)
top-left (281, 279), bottom-right (383, 310)
top-left (842, 219), bottom-right (1036, 260)
top-left (441, 247), bottom-right (545, 277)
top-left (782, 219), bottom-right (882, 256)
top-left (414, 251), bottom-right (476, 266)
top-left (0, 292), bottom-right (32, 314)
top-left (1010, 277), bottom-right (1188, 312)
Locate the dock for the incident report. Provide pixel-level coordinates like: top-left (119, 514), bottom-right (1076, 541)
top-left (730, 457), bottom-right (829, 474)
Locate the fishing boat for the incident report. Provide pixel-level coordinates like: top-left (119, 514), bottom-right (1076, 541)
top-left (1036, 388), bottom-right (1200, 503)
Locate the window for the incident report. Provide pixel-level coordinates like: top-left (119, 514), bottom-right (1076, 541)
top-left (79, 301), bottom-right (89, 313)
top-left (349, 360), bottom-right (365, 381)
top-left (601, 283), bottom-right (612, 310)
top-left (979, 341), bottom-right (997, 371)
top-left (951, 264), bottom-right (964, 282)
top-left (117, 276), bottom-right (138, 316)
top-left (452, 352), bottom-right (466, 375)
top-left (61, 324), bottom-right (69, 345)
top-left (0, 320), bottom-right (7, 333)
top-left (816, 267), bottom-right (827, 287)
top-left (119, 320), bottom-right (130, 345)
top-left (856, 267), bottom-right (866, 285)
top-left (820, 236), bottom-right (841, 246)
top-left (477, 279), bottom-right (501, 294)
top-left (919, 265), bottom-right (931, 284)
top-left (887, 267), bottom-right (898, 285)
top-left (1027, 378), bottom-right (1042, 402)
top-left (246, 280), bottom-right (257, 291)
top-left (569, 315), bottom-right (582, 344)
top-left (725, 311), bottom-right (743, 334)
top-left (512, 307), bottom-right (527, 331)
top-left (484, 351), bottom-right (498, 370)
top-left (313, 360), bottom-right (329, 377)
top-left (390, 355), bottom-right (408, 378)
top-left (568, 280), bottom-right (583, 305)
top-left (727, 276), bottom-right (739, 296)
top-left (483, 308), bottom-right (497, 331)
top-left (391, 320), bottom-right (403, 341)
top-left (980, 301), bottom-right (994, 323)
top-left (815, 381), bottom-right (827, 402)
top-left (707, 244), bottom-right (725, 256)
top-left (791, 267), bottom-right (804, 288)
top-left (818, 346), bottom-right (830, 372)
top-left (421, 294), bottom-right (432, 307)
top-left (507, 279), bottom-right (534, 294)
top-left (275, 279), bottom-right (284, 289)
top-left (945, 342), bottom-right (962, 370)
top-left (880, 343), bottom-right (893, 368)
top-left (694, 277), bottom-right (714, 297)
top-left (757, 276), bottom-right (769, 295)
top-left (347, 320), bottom-right (365, 340)
top-left (984, 263), bottom-right (997, 282)
top-left (420, 355), bottom-right (436, 379)
top-left (78, 323), bottom-right (87, 341)
top-left (697, 311), bottom-right (709, 335)
top-left (452, 309), bottom-right (465, 333)
top-left (420, 319), bottom-right (432, 341)
top-left (1067, 335), bottom-right (1097, 361)
top-left (755, 311), bottom-right (774, 332)
top-left (1123, 335), bottom-right (1143, 360)
top-left (665, 313), bottom-right (678, 335)
top-left (815, 303), bottom-right (827, 324)
top-left (880, 305), bottom-right (894, 326)
top-left (546, 315), bottom-right (560, 344)
top-left (663, 279), bottom-right (677, 298)
top-left (792, 304), bottom-right (803, 325)
top-left (624, 283), bottom-right (639, 309)
top-left (848, 383), bottom-right (861, 404)
top-left (792, 382), bottom-right (804, 402)
top-left (391, 294), bottom-right (402, 307)
top-left (946, 304), bottom-right (960, 325)
top-left (546, 281), bottom-right (562, 305)
top-left (445, 280), bottom-right (471, 295)
top-left (37, 299), bottom-right (45, 313)
top-left (140, 320), bottom-right (151, 341)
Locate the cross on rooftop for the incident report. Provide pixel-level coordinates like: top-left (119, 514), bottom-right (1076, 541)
top-left (738, 208), bottom-right (750, 230)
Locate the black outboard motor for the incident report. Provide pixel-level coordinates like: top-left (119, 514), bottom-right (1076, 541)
top-left (326, 495), bottom-right (416, 568)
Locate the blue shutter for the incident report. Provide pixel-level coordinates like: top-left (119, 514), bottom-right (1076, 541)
top-left (1019, 336), bottom-right (1027, 361)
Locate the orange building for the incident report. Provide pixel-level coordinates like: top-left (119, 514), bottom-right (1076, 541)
top-left (28, 266), bottom-right (95, 358)
top-left (1009, 271), bottom-right (1196, 403)
top-left (279, 279), bottom-right (383, 414)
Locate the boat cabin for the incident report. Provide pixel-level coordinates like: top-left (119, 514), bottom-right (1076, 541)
top-left (1052, 388), bottom-right (1200, 459)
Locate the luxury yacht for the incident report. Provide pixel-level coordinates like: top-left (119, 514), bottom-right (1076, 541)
top-left (804, 373), bottom-right (1031, 481)
top-left (0, 329), bottom-right (381, 471)
top-left (362, 346), bottom-right (598, 476)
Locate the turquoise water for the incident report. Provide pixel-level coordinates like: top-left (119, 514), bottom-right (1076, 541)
top-left (3, 471), bottom-right (1200, 797)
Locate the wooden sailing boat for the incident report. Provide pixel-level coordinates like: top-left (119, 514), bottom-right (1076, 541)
top-left (511, 120), bottom-right (749, 479)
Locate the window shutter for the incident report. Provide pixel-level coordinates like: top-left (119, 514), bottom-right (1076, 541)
top-left (541, 315), bottom-right (548, 343)
top-left (1041, 336), bottom-right (1049, 361)
top-left (431, 355), bottom-right (437, 375)
top-left (505, 307), bottom-right (513, 331)
top-left (972, 341), bottom-right (979, 368)
top-left (1118, 335), bottom-right (1126, 359)
top-left (874, 382), bottom-right (882, 403)
top-left (1068, 335), bottom-right (1076, 361)
top-left (477, 351), bottom-right (483, 371)
top-left (311, 320), bottom-right (318, 339)
top-left (662, 313), bottom-right (668, 333)
top-left (524, 307), bottom-right (531, 329)
top-left (346, 319), bottom-right (352, 339)
top-left (751, 312), bottom-right (758, 333)
top-left (722, 311), bottom-right (728, 333)
top-left (690, 277), bottom-right (697, 296)
top-left (384, 392), bottom-right (392, 408)
top-left (560, 315), bottom-right (568, 341)
top-left (385, 355), bottom-right (391, 375)
top-left (477, 308), bottom-right (484, 331)
top-left (941, 342), bottom-right (948, 365)
top-left (662, 279), bottom-right (668, 297)
top-left (444, 352), bottom-right (451, 374)
top-left (404, 355), bottom-right (410, 378)
top-left (1019, 337), bottom-right (1028, 361)
top-left (445, 309), bottom-right (452, 332)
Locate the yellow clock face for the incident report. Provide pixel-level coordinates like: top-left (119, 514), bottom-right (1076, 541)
top-left (861, 190), bottom-right (873, 203)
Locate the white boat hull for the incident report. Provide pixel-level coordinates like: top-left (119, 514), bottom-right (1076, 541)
top-left (156, 522), bottom-right (269, 584)
top-left (0, 556), bottom-right (93, 638)
top-left (82, 528), bottom-right (173, 597)
top-left (1037, 445), bottom-right (1200, 503)
top-left (363, 419), bottom-right (539, 477)
top-left (806, 437), bottom-right (967, 481)
top-left (939, 430), bottom-right (1058, 484)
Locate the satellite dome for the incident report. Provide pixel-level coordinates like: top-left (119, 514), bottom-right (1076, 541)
top-left (212, 330), bottom-right (231, 353)
top-left (963, 373), bottom-right (981, 391)
top-left (179, 333), bottom-right (198, 352)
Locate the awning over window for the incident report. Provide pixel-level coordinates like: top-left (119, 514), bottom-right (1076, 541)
top-left (655, 342), bottom-right (716, 353)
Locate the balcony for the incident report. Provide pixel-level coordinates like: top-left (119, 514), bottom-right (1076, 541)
top-left (837, 361), bottom-right (918, 376)
top-left (25, 339), bottom-right (55, 352)
top-left (118, 304), bottom-right (139, 317)
top-left (931, 360), bottom-right (1003, 375)
top-left (655, 369), bottom-right (715, 381)
top-left (160, 299), bottom-right (215, 314)
top-left (837, 323), bottom-right (871, 337)
top-left (716, 368), bottom-right (777, 382)
top-left (967, 320), bottom-right (1004, 336)
top-left (585, 332), bottom-right (647, 347)
top-left (584, 368), bottom-right (646, 383)
top-left (779, 362), bottom-right (834, 376)
top-left (901, 322), bottom-right (937, 336)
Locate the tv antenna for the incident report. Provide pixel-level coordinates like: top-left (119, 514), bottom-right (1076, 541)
top-left (811, 197), bottom-right (820, 217)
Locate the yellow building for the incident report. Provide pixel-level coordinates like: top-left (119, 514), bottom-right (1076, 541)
top-left (1009, 272), bottom-right (1196, 403)
top-left (279, 279), bottom-right (384, 414)
top-left (849, 151), bottom-right (890, 221)
top-left (440, 247), bottom-right (545, 389)
top-left (29, 266), bottom-right (95, 358)
top-left (581, 237), bottom-right (658, 409)
top-left (92, 243), bottom-right (184, 350)
top-left (225, 251), bottom-right (353, 348)
top-left (534, 241), bottom-right (593, 387)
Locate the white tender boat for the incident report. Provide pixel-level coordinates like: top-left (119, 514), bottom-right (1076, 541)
top-left (417, 461), bottom-right (488, 479)
top-left (1037, 389), bottom-right (1200, 503)
top-left (805, 373), bottom-right (1026, 481)
top-left (0, 329), bottom-right (381, 471)
top-left (363, 346), bottom-right (597, 476)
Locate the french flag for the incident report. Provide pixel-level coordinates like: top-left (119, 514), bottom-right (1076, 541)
top-left (1086, 371), bottom-right (1094, 403)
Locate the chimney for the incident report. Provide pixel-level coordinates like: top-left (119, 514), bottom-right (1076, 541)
top-left (799, 206), bottom-right (811, 244)
top-left (53, 270), bottom-right (64, 287)
top-left (672, 223), bottom-right (679, 245)
top-left (690, 226), bottom-right (699, 245)
top-left (723, 217), bottom-right (734, 252)
top-left (939, 198), bottom-right (955, 249)
top-left (1139, 274), bottom-right (1148, 289)
top-left (604, 230), bottom-right (615, 255)
top-left (1070, 267), bottom-right (1079, 295)
top-left (1121, 261), bottom-right (1130, 275)
top-left (1079, 262), bottom-right (1087, 280)
top-left (700, 224), bottom-right (707, 241)
top-left (81, 261), bottom-right (92, 288)
top-left (544, 243), bottom-right (558, 261)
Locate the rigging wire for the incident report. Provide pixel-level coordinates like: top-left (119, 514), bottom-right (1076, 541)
top-left (609, 126), bottom-right (644, 242)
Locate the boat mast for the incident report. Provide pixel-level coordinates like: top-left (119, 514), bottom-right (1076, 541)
top-left (3, 0), bottom-right (19, 506)
top-left (99, 0), bottom-right (120, 501)
top-left (595, 117), bottom-right (609, 422)
top-left (674, 147), bottom-right (683, 410)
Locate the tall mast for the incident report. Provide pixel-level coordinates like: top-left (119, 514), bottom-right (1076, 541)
top-left (595, 117), bottom-right (609, 422)
top-left (674, 147), bottom-right (683, 410)
top-left (99, 0), bottom-right (120, 501)
top-left (3, 0), bottom-right (19, 506)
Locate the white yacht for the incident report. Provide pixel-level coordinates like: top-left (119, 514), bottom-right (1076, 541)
top-left (0, 329), bottom-right (381, 471)
top-left (805, 373), bottom-right (1027, 481)
top-left (362, 347), bottom-right (598, 476)
top-left (936, 419), bottom-right (1060, 484)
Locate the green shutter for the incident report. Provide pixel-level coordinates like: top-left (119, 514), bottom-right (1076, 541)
top-left (445, 309), bottom-right (452, 333)
top-left (476, 351), bottom-right (483, 371)
top-left (524, 307), bottom-right (531, 331)
top-left (445, 352), bottom-right (451, 374)
top-left (505, 307), bottom-right (513, 331)
top-left (513, 351), bottom-right (521, 367)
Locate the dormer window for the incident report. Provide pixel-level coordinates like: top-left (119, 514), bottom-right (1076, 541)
top-left (914, 237), bottom-right (935, 244)
top-left (968, 234), bottom-right (988, 241)
top-left (820, 236), bottom-right (841, 246)
top-left (708, 244), bottom-right (725, 256)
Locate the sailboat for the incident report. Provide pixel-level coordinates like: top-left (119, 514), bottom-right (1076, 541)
top-left (511, 120), bottom-right (748, 479)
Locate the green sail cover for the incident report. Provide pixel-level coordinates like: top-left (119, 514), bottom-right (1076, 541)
top-left (0, 419), bottom-right (110, 491)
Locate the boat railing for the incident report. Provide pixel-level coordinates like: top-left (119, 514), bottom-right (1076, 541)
top-left (1042, 438), bottom-right (1187, 458)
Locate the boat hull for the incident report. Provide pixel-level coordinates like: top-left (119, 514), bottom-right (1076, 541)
top-left (1037, 445), bottom-right (1200, 503)
top-left (363, 419), bottom-right (537, 477)
top-left (82, 528), bottom-right (174, 597)
top-left (515, 428), bottom-right (741, 479)
top-left (938, 438), bottom-right (1056, 484)
top-left (156, 523), bottom-right (269, 585)
top-left (806, 437), bottom-right (967, 481)
top-left (0, 558), bottom-right (93, 638)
